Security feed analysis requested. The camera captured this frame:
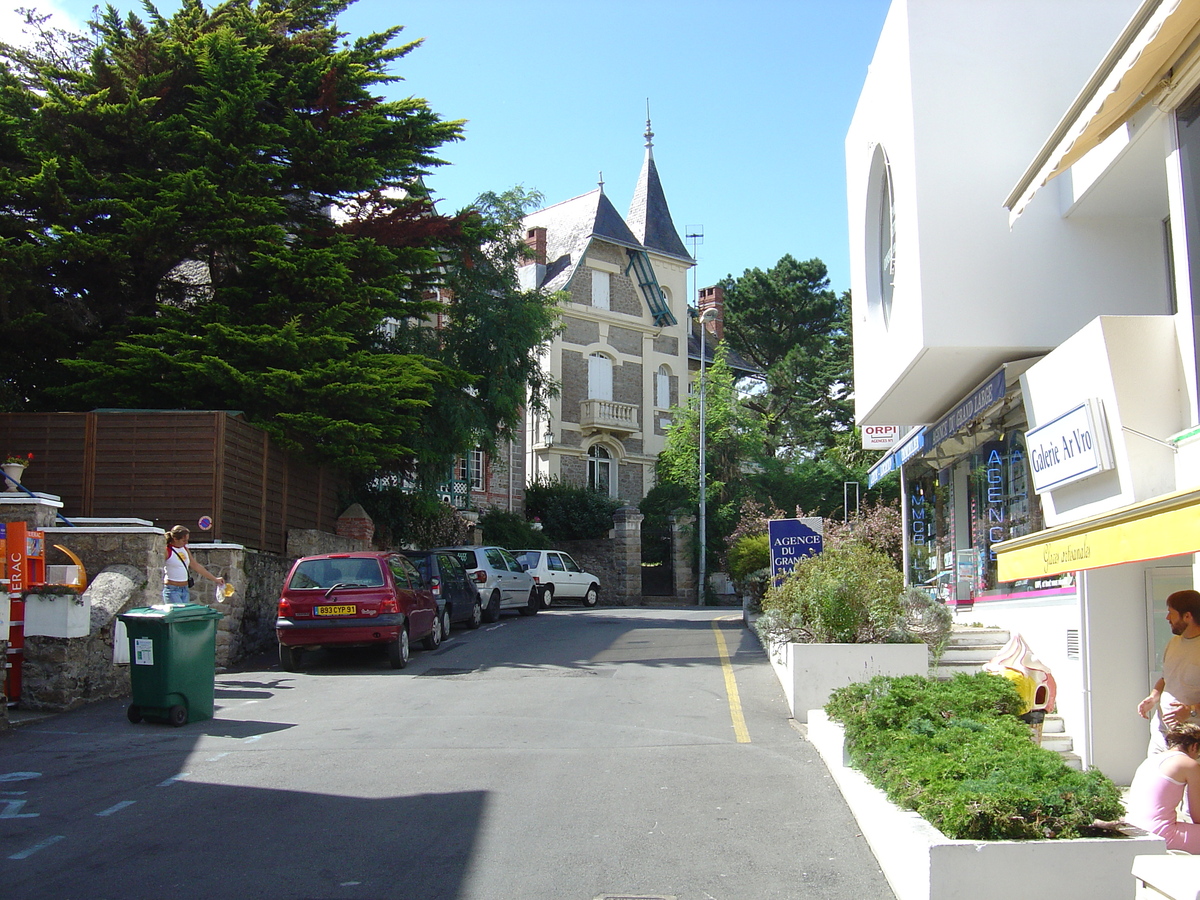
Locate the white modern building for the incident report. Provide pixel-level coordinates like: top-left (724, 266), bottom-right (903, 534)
top-left (849, 0), bottom-right (1200, 781)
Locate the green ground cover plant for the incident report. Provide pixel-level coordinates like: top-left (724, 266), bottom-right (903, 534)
top-left (825, 674), bottom-right (1124, 840)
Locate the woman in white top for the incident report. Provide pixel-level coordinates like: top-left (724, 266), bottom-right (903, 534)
top-left (163, 525), bottom-right (225, 605)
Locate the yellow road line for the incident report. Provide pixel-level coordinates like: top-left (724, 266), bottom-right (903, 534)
top-left (712, 616), bottom-right (750, 743)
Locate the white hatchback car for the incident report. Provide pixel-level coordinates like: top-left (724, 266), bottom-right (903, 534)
top-left (514, 550), bottom-right (600, 608)
top-left (437, 546), bottom-right (539, 622)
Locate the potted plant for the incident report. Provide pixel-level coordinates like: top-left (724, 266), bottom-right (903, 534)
top-left (756, 537), bottom-right (951, 721)
top-left (2, 452), bottom-right (33, 491)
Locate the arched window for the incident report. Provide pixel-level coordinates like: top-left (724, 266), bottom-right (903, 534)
top-left (588, 445), bottom-right (612, 495)
top-left (656, 365), bottom-right (670, 409)
top-left (588, 352), bottom-right (613, 401)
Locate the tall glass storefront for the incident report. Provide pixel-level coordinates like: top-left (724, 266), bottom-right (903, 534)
top-left (903, 428), bottom-right (1074, 603)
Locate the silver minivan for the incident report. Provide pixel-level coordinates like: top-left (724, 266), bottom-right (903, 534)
top-left (436, 546), bottom-right (539, 622)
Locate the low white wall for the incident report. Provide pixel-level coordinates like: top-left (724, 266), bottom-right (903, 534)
top-left (807, 710), bottom-right (1164, 900)
top-left (767, 640), bottom-right (929, 722)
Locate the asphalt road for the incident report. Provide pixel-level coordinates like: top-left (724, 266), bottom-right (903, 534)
top-left (0, 606), bottom-right (896, 900)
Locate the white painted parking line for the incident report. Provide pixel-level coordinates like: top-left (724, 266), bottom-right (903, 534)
top-left (0, 799), bottom-right (38, 819)
top-left (96, 801), bottom-right (136, 817)
top-left (206, 752), bottom-right (229, 762)
top-left (9, 835), bottom-right (64, 860)
top-left (0, 772), bottom-right (41, 783)
top-left (157, 774), bottom-right (190, 787)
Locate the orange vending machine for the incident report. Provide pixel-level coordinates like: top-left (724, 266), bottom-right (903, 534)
top-left (2, 521), bottom-right (45, 704)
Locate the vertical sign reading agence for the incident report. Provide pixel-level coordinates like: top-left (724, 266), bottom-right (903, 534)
top-left (768, 517), bottom-right (824, 587)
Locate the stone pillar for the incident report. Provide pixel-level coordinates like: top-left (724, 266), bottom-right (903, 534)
top-left (0, 493), bottom-right (65, 528)
top-left (336, 504), bottom-right (375, 545)
top-left (612, 505), bottom-right (644, 606)
top-left (671, 514), bottom-right (698, 605)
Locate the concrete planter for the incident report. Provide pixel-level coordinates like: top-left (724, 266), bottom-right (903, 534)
top-left (806, 711), bottom-right (1165, 900)
top-left (766, 638), bottom-right (928, 722)
top-left (24, 591), bottom-right (90, 638)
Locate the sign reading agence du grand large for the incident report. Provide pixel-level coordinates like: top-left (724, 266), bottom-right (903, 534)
top-left (1025, 399), bottom-right (1114, 495)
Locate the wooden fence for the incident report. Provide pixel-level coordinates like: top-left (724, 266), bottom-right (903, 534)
top-left (1, 411), bottom-right (346, 553)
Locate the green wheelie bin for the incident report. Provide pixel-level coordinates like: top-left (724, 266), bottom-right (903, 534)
top-left (120, 603), bottom-right (224, 727)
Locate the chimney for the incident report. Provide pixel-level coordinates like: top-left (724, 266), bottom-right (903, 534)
top-left (698, 285), bottom-right (725, 341)
top-left (524, 227), bottom-right (547, 265)
top-left (520, 226), bottom-right (548, 291)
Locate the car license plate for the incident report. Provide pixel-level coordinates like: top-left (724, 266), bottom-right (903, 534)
top-left (315, 604), bottom-right (356, 616)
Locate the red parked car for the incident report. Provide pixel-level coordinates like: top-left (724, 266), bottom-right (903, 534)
top-left (276, 552), bottom-right (439, 671)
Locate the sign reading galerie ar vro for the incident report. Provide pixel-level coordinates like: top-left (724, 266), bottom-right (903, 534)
top-left (768, 517), bottom-right (824, 587)
top-left (861, 424), bottom-right (902, 449)
top-left (1025, 399), bottom-right (1114, 494)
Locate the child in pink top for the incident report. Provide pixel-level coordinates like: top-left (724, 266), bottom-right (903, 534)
top-left (1126, 723), bottom-right (1200, 853)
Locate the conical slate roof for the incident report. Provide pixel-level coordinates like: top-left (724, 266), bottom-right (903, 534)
top-left (627, 121), bottom-right (692, 262)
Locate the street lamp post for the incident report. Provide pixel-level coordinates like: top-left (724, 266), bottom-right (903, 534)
top-left (695, 306), bottom-right (718, 605)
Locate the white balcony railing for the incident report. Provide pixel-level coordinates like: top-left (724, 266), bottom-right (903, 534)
top-left (579, 399), bottom-right (639, 436)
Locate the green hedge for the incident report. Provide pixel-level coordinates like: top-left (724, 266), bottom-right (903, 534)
top-left (825, 674), bottom-right (1123, 840)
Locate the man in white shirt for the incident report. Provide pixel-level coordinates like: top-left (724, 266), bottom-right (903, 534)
top-left (1139, 589), bottom-right (1200, 753)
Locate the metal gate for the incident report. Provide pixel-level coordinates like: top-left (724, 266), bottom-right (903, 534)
top-left (641, 525), bottom-right (674, 596)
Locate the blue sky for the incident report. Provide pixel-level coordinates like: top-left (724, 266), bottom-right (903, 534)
top-left (1, 0), bottom-right (892, 295)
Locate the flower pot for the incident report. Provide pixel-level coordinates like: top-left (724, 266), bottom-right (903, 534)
top-left (2, 462), bottom-right (26, 491)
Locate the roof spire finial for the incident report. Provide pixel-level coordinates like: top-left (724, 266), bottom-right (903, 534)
top-left (598, 170), bottom-right (605, 193)
top-left (644, 98), bottom-right (654, 151)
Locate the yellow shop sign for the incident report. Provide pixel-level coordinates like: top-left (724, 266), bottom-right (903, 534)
top-left (996, 486), bottom-right (1200, 581)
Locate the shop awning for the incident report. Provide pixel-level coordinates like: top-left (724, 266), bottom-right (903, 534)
top-left (867, 427), bottom-right (927, 487)
top-left (1004, 0), bottom-right (1200, 226)
top-left (994, 485), bottom-right (1200, 581)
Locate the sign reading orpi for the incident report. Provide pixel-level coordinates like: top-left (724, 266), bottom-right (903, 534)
top-left (768, 517), bottom-right (824, 587)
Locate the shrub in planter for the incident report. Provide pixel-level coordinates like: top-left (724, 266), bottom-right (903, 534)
top-left (758, 541), bottom-right (906, 643)
top-left (825, 673), bottom-right (1124, 840)
top-left (728, 532), bottom-right (770, 606)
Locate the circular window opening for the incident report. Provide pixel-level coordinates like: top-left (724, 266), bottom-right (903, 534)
top-left (865, 144), bottom-right (896, 329)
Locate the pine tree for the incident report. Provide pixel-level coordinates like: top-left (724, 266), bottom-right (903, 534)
top-left (718, 255), bottom-right (853, 458)
top-left (0, 0), bottom-right (556, 474)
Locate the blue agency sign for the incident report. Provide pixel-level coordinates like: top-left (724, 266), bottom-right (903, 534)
top-left (768, 517), bottom-right (824, 587)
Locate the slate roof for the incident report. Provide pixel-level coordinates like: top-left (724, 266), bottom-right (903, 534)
top-left (689, 324), bottom-right (763, 380)
top-left (523, 189), bottom-right (644, 292)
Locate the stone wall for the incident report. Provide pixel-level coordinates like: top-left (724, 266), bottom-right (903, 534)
top-left (287, 529), bottom-right (369, 559)
top-left (21, 565), bottom-right (145, 711)
top-left (548, 506), bottom-right (641, 606)
top-left (554, 537), bottom-right (616, 602)
top-left (6, 493), bottom-right (375, 714)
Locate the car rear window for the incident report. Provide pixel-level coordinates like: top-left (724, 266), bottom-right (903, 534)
top-left (448, 550), bottom-right (477, 570)
top-left (408, 555), bottom-right (432, 581)
top-left (518, 551), bottom-right (541, 567)
top-left (290, 557), bottom-right (384, 590)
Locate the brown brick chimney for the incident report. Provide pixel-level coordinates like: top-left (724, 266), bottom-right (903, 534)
top-left (525, 226), bottom-right (547, 265)
top-left (698, 285), bottom-right (724, 340)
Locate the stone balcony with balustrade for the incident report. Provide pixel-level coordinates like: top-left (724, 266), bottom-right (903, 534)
top-left (579, 399), bottom-right (639, 437)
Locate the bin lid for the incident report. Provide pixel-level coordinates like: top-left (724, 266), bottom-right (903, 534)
top-left (119, 603), bottom-right (224, 622)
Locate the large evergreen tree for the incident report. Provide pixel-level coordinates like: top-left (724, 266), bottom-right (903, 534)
top-left (0, 1), bottom-right (556, 474)
top-left (718, 255), bottom-right (853, 458)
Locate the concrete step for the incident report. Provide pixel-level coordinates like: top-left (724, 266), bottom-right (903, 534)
top-left (933, 661), bottom-right (988, 680)
top-left (1042, 714), bottom-right (1065, 734)
top-left (1059, 752), bottom-right (1084, 771)
top-left (938, 643), bottom-right (1007, 662)
top-left (944, 626), bottom-right (1011, 648)
top-left (1038, 731), bottom-right (1073, 753)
